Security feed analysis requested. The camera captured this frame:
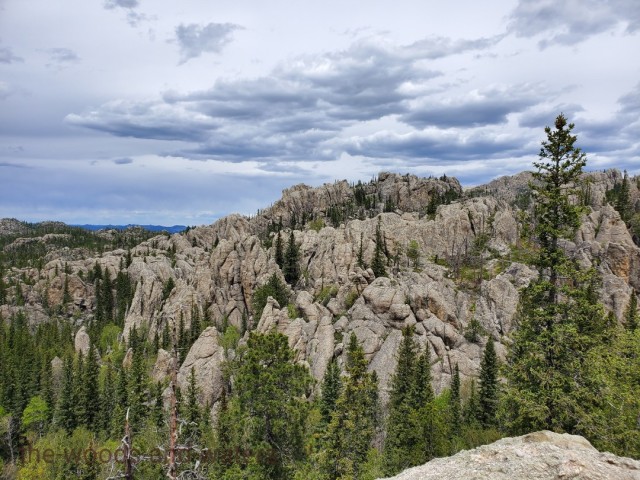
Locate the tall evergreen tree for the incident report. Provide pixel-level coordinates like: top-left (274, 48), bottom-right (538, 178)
top-left (100, 363), bottom-right (116, 433)
top-left (624, 292), bottom-right (638, 332)
top-left (371, 218), bottom-right (386, 277)
top-left (190, 303), bottom-right (202, 344)
top-left (322, 334), bottom-right (378, 480)
top-left (463, 380), bottom-right (481, 428)
top-left (81, 343), bottom-right (100, 431)
top-left (74, 352), bottom-right (86, 427)
top-left (283, 231), bottom-right (300, 285)
top-left (182, 367), bottom-right (202, 443)
top-left (478, 338), bottom-right (499, 428)
top-left (129, 345), bottom-right (148, 433)
top-left (449, 364), bottom-right (461, 438)
top-left (383, 327), bottom-right (419, 475)
top-left (274, 231), bottom-right (284, 268)
top-left (62, 274), bottom-right (71, 306)
top-left (356, 233), bottom-right (366, 269)
top-left (616, 171), bottom-right (632, 223)
top-left (56, 355), bottom-right (76, 434)
top-left (110, 366), bottom-right (128, 436)
top-left (320, 359), bottom-right (342, 425)
top-left (503, 114), bottom-right (609, 434)
top-left (234, 332), bottom-right (311, 478)
top-left (152, 381), bottom-right (165, 429)
top-left (101, 271), bottom-right (114, 323)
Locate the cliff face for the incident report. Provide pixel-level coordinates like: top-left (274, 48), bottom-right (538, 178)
top-left (378, 430), bottom-right (640, 480)
top-left (1, 170), bottom-right (639, 410)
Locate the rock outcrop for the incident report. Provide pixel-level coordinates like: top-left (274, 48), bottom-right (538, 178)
top-left (379, 430), bottom-right (640, 480)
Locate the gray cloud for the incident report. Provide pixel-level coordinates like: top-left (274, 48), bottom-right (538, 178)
top-left (175, 23), bottom-right (242, 63)
top-left (341, 129), bottom-right (530, 163)
top-left (0, 46), bottom-right (23, 64)
top-left (67, 36), bottom-right (453, 158)
top-left (46, 48), bottom-right (80, 68)
top-left (405, 35), bottom-right (505, 59)
top-left (509, 0), bottom-right (640, 48)
top-left (104, 0), bottom-right (139, 9)
top-left (402, 85), bottom-right (541, 128)
top-left (0, 162), bottom-right (30, 169)
top-left (65, 35), bottom-right (589, 167)
top-left (103, 0), bottom-right (146, 27)
top-left (66, 99), bottom-right (219, 141)
top-left (518, 103), bottom-right (585, 129)
top-left (113, 157), bottom-right (133, 164)
top-left (577, 83), bottom-right (640, 154)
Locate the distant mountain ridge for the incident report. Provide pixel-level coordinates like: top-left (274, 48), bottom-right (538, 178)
top-left (73, 224), bottom-right (187, 233)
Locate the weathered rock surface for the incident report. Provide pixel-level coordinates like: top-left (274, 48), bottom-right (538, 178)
top-left (379, 430), bottom-right (640, 480)
top-left (74, 326), bottom-right (91, 355)
top-left (177, 327), bottom-right (225, 407)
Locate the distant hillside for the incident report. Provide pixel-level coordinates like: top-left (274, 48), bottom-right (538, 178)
top-left (74, 224), bottom-right (187, 234)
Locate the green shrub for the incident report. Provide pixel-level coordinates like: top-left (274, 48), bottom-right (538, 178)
top-left (308, 218), bottom-right (325, 232)
top-left (287, 303), bottom-right (300, 319)
top-left (252, 273), bottom-right (289, 319)
top-left (464, 318), bottom-right (486, 343)
top-left (345, 290), bottom-right (359, 310)
top-left (315, 285), bottom-right (338, 306)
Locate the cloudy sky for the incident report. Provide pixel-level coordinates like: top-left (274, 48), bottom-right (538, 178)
top-left (1, 0), bottom-right (639, 225)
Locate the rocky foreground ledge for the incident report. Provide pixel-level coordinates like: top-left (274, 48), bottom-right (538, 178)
top-left (379, 431), bottom-right (640, 480)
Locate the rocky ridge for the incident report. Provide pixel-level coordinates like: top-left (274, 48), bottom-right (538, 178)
top-left (378, 430), bottom-right (640, 480)
top-left (1, 170), bottom-right (640, 412)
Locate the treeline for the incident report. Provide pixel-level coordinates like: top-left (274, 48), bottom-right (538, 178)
top-left (0, 222), bottom-right (158, 269)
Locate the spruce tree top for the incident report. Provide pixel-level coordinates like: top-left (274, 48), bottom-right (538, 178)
top-left (532, 114), bottom-right (587, 271)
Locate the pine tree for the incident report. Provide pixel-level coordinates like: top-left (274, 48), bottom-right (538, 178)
top-left (616, 171), bottom-right (632, 223)
top-left (478, 338), bottom-right (499, 428)
top-left (152, 381), bottom-right (165, 429)
top-left (449, 364), bottom-right (461, 438)
top-left (111, 366), bottom-right (128, 436)
top-left (463, 380), bottom-right (481, 428)
top-left (371, 218), bottom-right (386, 277)
top-left (100, 363), bottom-right (116, 433)
top-left (532, 114), bottom-right (586, 294)
top-left (503, 114), bottom-right (609, 434)
top-left (162, 322), bottom-right (171, 350)
top-left (62, 274), bottom-right (71, 306)
top-left (177, 313), bottom-right (187, 364)
top-left (101, 271), bottom-right (114, 323)
top-left (383, 327), bottom-right (419, 475)
top-left (320, 359), bottom-right (342, 425)
top-left (283, 231), bottom-right (300, 285)
top-left (182, 367), bottom-right (202, 443)
top-left (234, 332), bottom-right (312, 478)
top-left (624, 292), bottom-right (638, 332)
top-left (40, 361), bottom-right (54, 427)
top-left (274, 231), bottom-right (284, 268)
top-left (322, 334), bottom-right (378, 480)
top-left (56, 355), bottom-right (76, 434)
top-left (129, 345), bottom-right (148, 433)
top-left (190, 303), bottom-right (202, 344)
top-left (71, 353), bottom-right (86, 424)
top-left (356, 233), bottom-right (366, 269)
top-left (80, 343), bottom-right (100, 431)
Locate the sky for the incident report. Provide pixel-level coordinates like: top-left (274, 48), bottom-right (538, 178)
top-left (1, 0), bottom-right (639, 226)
